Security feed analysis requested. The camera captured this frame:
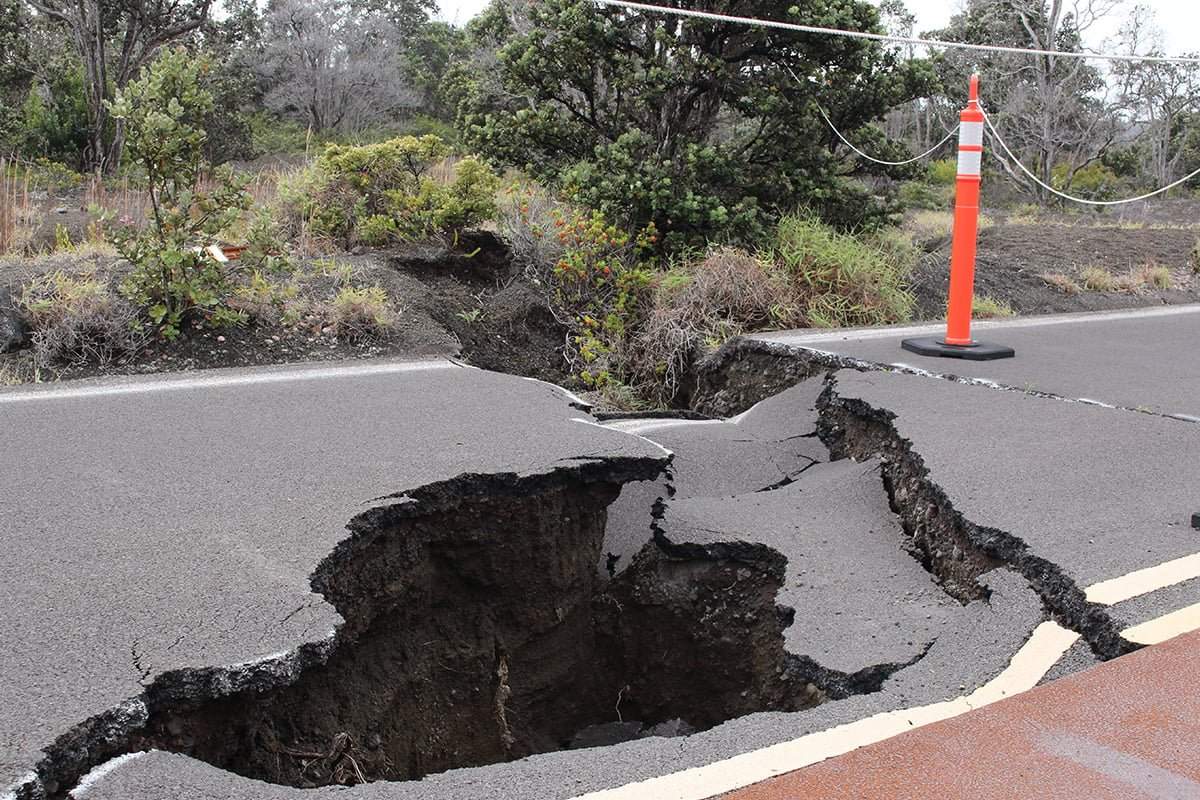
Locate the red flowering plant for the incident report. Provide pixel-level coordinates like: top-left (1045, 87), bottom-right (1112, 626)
top-left (503, 189), bottom-right (656, 387)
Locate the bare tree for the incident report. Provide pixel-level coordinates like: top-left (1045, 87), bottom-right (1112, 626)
top-left (1112, 5), bottom-right (1200, 187)
top-left (259, 0), bottom-right (421, 136)
top-left (935, 0), bottom-right (1126, 200)
top-left (22, 0), bottom-right (213, 173)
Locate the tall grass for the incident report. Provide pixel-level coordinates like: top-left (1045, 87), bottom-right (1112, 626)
top-left (1, 157), bottom-right (34, 255)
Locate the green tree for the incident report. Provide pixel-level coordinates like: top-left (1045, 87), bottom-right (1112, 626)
top-left (24, 0), bottom-right (214, 172)
top-left (450, 0), bottom-right (934, 248)
top-left (0, 0), bottom-right (32, 149)
top-left (403, 20), bottom-right (470, 121)
top-left (107, 48), bottom-right (251, 339)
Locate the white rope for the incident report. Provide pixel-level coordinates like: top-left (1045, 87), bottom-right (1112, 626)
top-left (982, 110), bottom-right (1200, 206)
top-left (779, 62), bottom-right (958, 166)
top-left (590, 0), bottom-right (1200, 66)
top-left (816, 105), bottom-right (957, 166)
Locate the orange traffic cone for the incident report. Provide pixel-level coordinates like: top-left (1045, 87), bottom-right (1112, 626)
top-left (903, 75), bottom-right (1014, 361)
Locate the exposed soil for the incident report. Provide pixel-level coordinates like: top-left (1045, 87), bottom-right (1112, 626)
top-left (911, 222), bottom-right (1200, 319)
top-left (0, 231), bottom-right (573, 388)
top-left (34, 459), bottom-right (822, 797)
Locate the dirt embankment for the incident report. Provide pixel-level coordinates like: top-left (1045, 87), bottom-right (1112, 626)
top-left (911, 222), bottom-right (1200, 318)
top-left (0, 232), bottom-right (573, 387)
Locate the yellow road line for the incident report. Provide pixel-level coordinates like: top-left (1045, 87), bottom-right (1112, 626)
top-left (1085, 552), bottom-right (1200, 605)
top-left (575, 549), bottom-right (1200, 800)
top-left (1122, 602), bottom-right (1200, 645)
top-left (571, 622), bottom-right (1080, 800)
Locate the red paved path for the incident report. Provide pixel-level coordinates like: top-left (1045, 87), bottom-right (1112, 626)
top-left (723, 630), bottom-right (1200, 800)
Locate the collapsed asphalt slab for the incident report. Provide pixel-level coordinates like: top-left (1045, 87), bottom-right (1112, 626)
top-left (740, 304), bottom-right (1200, 420)
top-left (657, 458), bottom-right (960, 683)
top-left (0, 359), bottom-right (668, 799)
top-left (822, 368), bottom-right (1200, 654)
top-left (600, 379), bottom-right (828, 575)
top-left (13, 325), bottom-right (1200, 800)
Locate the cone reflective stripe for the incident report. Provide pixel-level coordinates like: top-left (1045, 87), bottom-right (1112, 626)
top-left (901, 75), bottom-right (1015, 362)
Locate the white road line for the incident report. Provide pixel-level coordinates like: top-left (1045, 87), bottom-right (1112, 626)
top-left (1122, 602), bottom-right (1200, 645)
top-left (69, 753), bottom-right (147, 798)
top-left (571, 622), bottom-right (1081, 800)
top-left (1085, 553), bottom-right (1200, 605)
top-left (0, 358), bottom-right (460, 403)
top-left (752, 303), bottom-right (1200, 346)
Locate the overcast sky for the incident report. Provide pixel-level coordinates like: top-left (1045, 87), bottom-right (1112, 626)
top-left (434, 0), bottom-right (1196, 54)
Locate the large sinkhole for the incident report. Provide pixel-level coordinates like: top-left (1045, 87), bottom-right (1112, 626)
top-left (126, 466), bottom-right (816, 789)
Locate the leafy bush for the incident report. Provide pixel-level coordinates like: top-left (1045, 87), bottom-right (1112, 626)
top-left (358, 215), bottom-right (399, 246)
top-left (277, 135), bottom-right (499, 247)
top-left (106, 47), bottom-right (253, 339)
top-left (330, 285), bottom-right (396, 341)
top-left (1052, 162), bottom-right (1120, 199)
top-left (927, 159), bottom-right (958, 185)
top-left (899, 180), bottom-right (950, 210)
top-left (19, 271), bottom-right (142, 366)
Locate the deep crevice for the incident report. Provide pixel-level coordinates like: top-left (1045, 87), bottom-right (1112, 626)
top-left (38, 456), bottom-right (829, 799)
top-left (815, 374), bottom-right (1136, 660)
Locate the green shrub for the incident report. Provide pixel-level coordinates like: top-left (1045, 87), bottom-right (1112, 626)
top-left (19, 271), bottom-right (142, 365)
top-left (927, 159), bottom-right (958, 185)
top-left (248, 112), bottom-right (314, 156)
top-left (106, 48), bottom-right (253, 339)
top-left (330, 285), bottom-right (396, 340)
top-left (899, 181), bottom-right (950, 210)
top-left (277, 136), bottom-right (499, 247)
top-left (1052, 162), bottom-right (1120, 199)
top-left (770, 214), bottom-right (914, 328)
top-left (358, 215), bottom-right (399, 246)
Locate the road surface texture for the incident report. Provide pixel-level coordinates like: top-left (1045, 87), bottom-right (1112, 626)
top-left (742, 303), bottom-right (1200, 420)
top-left (722, 627), bottom-right (1200, 800)
top-left (7, 303), bottom-right (1200, 800)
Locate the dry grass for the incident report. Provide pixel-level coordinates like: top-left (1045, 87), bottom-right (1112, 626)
top-left (1135, 263), bottom-right (1173, 289)
top-left (1, 158), bottom-right (37, 255)
top-left (1079, 266), bottom-right (1117, 291)
top-left (1040, 272), bottom-right (1082, 294)
top-left (905, 209), bottom-right (994, 243)
top-left (18, 270), bottom-right (143, 367)
top-left (973, 296), bottom-right (1017, 318)
top-left (330, 285), bottom-right (396, 341)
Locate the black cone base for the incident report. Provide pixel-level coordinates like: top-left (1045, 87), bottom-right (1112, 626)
top-left (901, 337), bottom-right (1015, 361)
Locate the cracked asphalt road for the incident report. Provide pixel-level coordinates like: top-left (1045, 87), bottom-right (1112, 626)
top-left (752, 303), bottom-right (1200, 419)
top-left (10, 303), bottom-right (1200, 800)
top-left (0, 359), bottom-right (666, 798)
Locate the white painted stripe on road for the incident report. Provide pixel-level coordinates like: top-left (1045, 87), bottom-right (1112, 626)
top-left (1086, 552), bottom-right (1200, 605)
top-left (571, 622), bottom-right (1080, 800)
top-left (69, 752), bottom-right (148, 798)
top-left (1122, 602), bottom-right (1200, 645)
top-left (605, 418), bottom-right (725, 435)
top-left (0, 358), bottom-right (460, 403)
top-left (752, 303), bottom-right (1200, 345)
